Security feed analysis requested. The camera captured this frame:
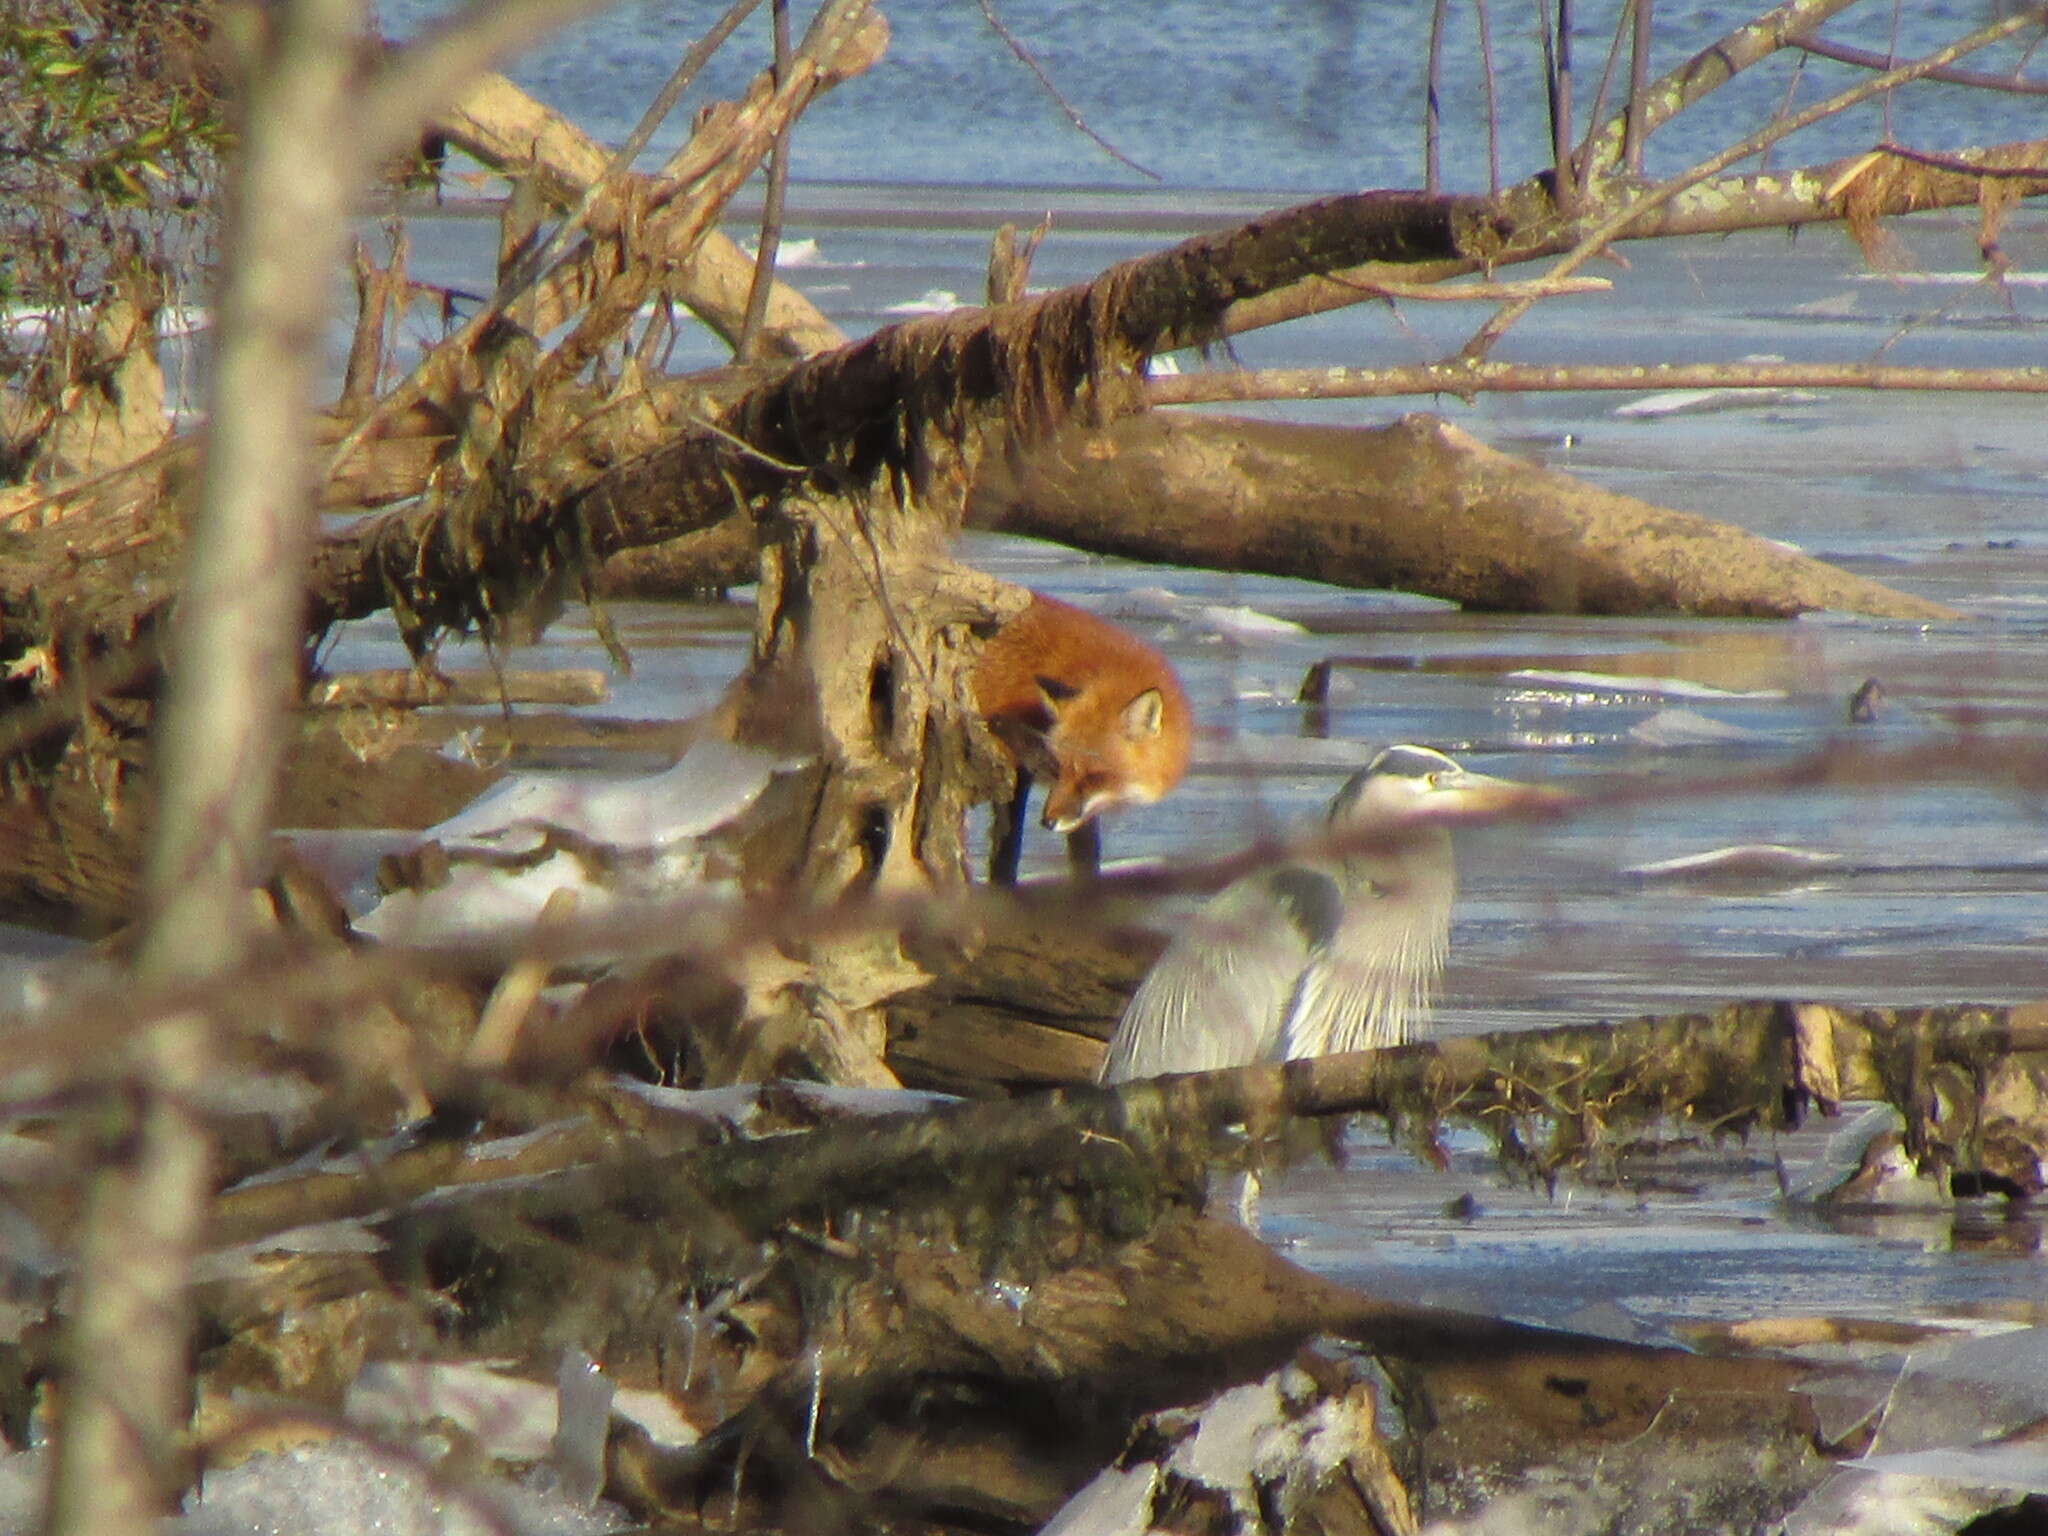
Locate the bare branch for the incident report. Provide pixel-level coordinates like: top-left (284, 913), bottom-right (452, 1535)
top-left (1865, 139), bottom-right (2048, 178)
top-left (426, 70), bottom-right (846, 356)
top-left (1610, 135), bottom-right (2048, 237)
top-left (530, 0), bottom-right (876, 392)
top-left (1580, 0), bottom-right (1863, 175)
top-left (326, 0), bottom-right (878, 478)
top-left (738, 0), bottom-right (796, 361)
top-left (496, 0), bottom-right (765, 307)
top-left (1425, 0), bottom-right (1450, 194)
top-left (1465, 5), bottom-right (2048, 358)
top-left (975, 0), bottom-right (1161, 181)
top-left (49, 0), bottom-right (378, 1523)
top-left (1475, 0), bottom-right (1502, 195)
top-left (1571, 0), bottom-right (1633, 188)
top-left (1218, 133), bottom-right (2047, 340)
top-left (1145, 357), bottom-right (2048, 408)
top-left (1305, 274), bottom-right (1612, 303)
top-left (1541, 0), bottom-right (1578, 209)
top-left (1623, 0), bottom-right (1653, 172)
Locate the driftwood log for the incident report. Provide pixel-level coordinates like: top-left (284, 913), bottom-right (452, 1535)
top-left (972, 410), bottom-right (1957, 620)
top-left (425, 69), bottom-right (851, 363)
top-left (136, 992), bottom-right (2046, 1266)
top-left (145, 1077), bottom-right (1842, 1534)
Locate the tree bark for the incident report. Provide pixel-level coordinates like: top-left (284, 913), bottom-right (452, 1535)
top-left (971, 411), bottom-right (1956, 619)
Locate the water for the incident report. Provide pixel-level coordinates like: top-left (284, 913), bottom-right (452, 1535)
top-left (381, 0), bottom-right (2044, 194)
top-left (312, 185), bottom-right (2048, 1330)
top-left (27, 0), bottom-right (2042, 1349)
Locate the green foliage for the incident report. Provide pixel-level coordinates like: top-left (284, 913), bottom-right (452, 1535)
top-left (0, 1), bottom-right (228, 315)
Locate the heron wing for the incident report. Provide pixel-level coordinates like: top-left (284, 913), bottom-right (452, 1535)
top-left (1097, 868), bottom-right (1328, 1082)
top-left (1276, 879), bottom-right (1447, 1059)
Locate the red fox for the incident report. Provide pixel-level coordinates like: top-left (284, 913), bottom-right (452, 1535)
top-left (973, 593), bottom-right (1193, 881)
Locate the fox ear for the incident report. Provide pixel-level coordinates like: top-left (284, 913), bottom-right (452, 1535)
top-left (1121, 688), bottom-right (1165, 739)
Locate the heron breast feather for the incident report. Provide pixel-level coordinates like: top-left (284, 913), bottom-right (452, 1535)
top-left (1264, 865), bottom-right (1345, 951)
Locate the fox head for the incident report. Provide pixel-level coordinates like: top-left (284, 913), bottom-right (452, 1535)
top-left (1034, 678), bottom-right (1188, 833)
top-left (972, 592), bottom-right (1194, 841)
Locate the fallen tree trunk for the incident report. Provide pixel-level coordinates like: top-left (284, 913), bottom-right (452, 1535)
top-left (972, 411), bottom-right (1957, 620)
top-left (164, 1079), bottom-right (1835, 1535)
top-left (180, 1087), bottom-right (1845, 1530)
top-left (171, 989), bottom-right (2048, 1263)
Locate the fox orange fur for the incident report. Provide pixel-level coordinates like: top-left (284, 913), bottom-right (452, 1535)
top-left (972, 593), bottom-right (1193, 843)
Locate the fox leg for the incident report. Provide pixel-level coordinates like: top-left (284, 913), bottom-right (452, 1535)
top-left (990, 769), bottom-right (1033, 885)
top-left (1065, 818), bottom-right (1101, 877)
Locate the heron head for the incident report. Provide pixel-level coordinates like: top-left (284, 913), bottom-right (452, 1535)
top-left (1328, 744), bottom-right (1542, 829)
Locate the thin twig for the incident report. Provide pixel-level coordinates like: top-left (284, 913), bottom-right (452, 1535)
top-left (1759, 44), bottom-right (1807, 177)
top-left (1871, 140), bottom-right (2048, 178)
top-left (1883, 0), bottom-right (1902, 141)
top-left (1320, 274), bottom-right (1614, 302)
top-left (1554, 0), bottom-right (1576, 207)
top-left (1572, 0), bottom-right (1632, 185)
top-left (738, 0), bottom-right (795, 362)
top-left (1788, 33), bottom-right (2048, 93)
top-left (1425, 0), bottom-right (1450, 193)
top-left (1537, 0), bottom-right (1575, 208)
top-left (1622, 0), bottom-right (1652, 173)
top-left (975, 0), bottom-right (1161, 181)
top-left (1474, 0), bottom-right (1502, 196)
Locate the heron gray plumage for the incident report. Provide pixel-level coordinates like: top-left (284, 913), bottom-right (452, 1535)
top-left (1098, 745), bottom-right (1529, 1083)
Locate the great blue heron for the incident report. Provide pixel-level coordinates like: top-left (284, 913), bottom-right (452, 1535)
top-left (1098, 745), bottom-right (1533, 1082)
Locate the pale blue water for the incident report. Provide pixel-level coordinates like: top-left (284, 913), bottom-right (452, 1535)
top-left (383, 0), bottom-right (2042, 193)
top-left (24, 0), bottom-right (2047, 1336)
top-left (345, 0), bottom-right (2048, 1057)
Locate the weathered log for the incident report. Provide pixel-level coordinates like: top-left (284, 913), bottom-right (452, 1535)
top-left (180, 992), bottom-right (2048, 1281)
top-left (427, 71), bottom-right (850, 361)
top-left (972, 411), bottom-right (1955, 620)
top-left (888, 914), bottom-right (1153, 1093)
top-left (0, 709), bottom-right (498, 932)
top-left (1167, 997), bottom-right (2048, 1193)
top-left (303, 667), bottom-right (608, 709)
top-left (290, 184), bottom-right (1524, 644)
top-left (587, 511), bottom-right (758, 599)
top-left (178, 1083), bottom-right (1834, 1535)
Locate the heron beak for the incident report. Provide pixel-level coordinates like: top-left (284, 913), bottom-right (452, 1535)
top-left (1432, 770), bottom-right (1572, 820)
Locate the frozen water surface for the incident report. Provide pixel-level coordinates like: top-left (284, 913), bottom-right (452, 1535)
top-left (288, 192), bottom-right (2048, 1359)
